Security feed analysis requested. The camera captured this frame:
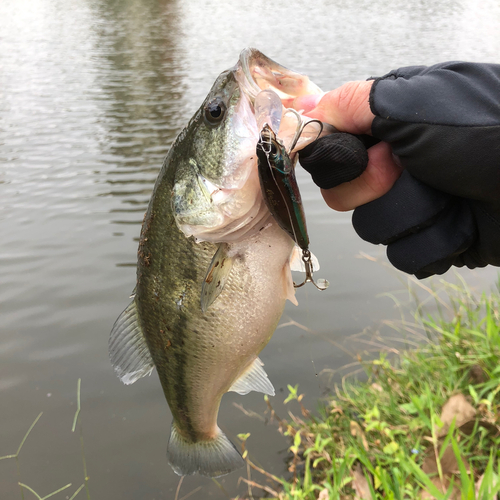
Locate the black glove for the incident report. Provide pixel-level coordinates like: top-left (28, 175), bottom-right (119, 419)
top-left (299, 62), bottom-right (500, 278)
top-left (299, 133), bottom-right (378, 189)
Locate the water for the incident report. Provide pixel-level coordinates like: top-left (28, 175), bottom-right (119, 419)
top-left (1, 0), bottom-right (499, 497)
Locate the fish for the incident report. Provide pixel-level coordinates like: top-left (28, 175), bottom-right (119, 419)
top-left (109, 48), bottom-right (323, 478)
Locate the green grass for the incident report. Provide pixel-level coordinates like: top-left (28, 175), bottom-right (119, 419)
top-left (244, 280), bottom-right (500, 499)
top-left (0, 379), bottom-right (89, 500)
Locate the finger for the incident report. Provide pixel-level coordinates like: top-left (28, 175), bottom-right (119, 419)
top-left (320, 142), bottom-right (402, 211)
top-left (352, 170), bottom-right (453, 244)
top-left (387, 201), bottom-right (475, 278)
top-left (293, 81), bottom-right (375, 135)
top-left (350, 170), bottom-right (476, 278)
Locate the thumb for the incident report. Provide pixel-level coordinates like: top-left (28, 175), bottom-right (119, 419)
top-left (293, 80), bottom-right (375, 135)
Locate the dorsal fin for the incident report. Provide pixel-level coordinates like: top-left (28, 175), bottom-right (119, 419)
top-left (228, 358), bottom-right (275, 396)
top-left (109, 300), bottom-right (154, 385)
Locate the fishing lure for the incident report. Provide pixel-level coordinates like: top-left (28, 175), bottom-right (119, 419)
top-left (256, 115), bottom-right (329, 291)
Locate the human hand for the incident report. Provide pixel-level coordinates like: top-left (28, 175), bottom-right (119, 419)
top-left (293, 63), bottom-right (500, 278)
top-left (293, 81), bottom-right (402, 211)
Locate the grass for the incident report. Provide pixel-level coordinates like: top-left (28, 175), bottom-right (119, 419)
top-left (0, 379), bottom-right (89, 500)
top-left (241, 279), bottom-right (500, 499)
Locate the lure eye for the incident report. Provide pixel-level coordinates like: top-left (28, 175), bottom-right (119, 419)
top-left (204, 98), bottom-right (226, 125)
top-left (269, 141), bottom-right (279, 158)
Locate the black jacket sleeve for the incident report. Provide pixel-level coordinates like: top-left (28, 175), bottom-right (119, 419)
top-left (353, 62), bottom-right (500, 277)
top-left (369, 62), bottom-right (500, 203)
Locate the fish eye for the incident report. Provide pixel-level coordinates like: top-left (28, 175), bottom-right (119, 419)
top-left (204, 98), bottom-right (227, 125)
top-left (270, 141), bottom-right (279, 157)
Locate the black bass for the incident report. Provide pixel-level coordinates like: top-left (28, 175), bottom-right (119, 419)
top-left (109, 48), bottom-right (322, 478)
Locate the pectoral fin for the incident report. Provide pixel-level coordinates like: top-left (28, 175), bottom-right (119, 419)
top-left (201, 243), bottom-right (235, 313)
top-left (109, 300), bottom-right (154, 385)
top-left (228, 357), bottom-right (275, 396)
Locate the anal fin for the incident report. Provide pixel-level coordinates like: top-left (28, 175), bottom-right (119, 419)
top-left (201, 243), bottom-right (235, 313)
top-left (228, 357), bottom-right (275, 396)
top-left (109, 300), bottom-right (154, 385)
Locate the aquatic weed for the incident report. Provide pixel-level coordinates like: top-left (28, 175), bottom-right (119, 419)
top-left (0, 379), bottom-right (89, 500)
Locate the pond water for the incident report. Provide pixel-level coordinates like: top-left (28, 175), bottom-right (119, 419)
top-left (1, 0), bottom-right (499, 498)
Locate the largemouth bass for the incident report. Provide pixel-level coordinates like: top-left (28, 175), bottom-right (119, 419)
top-left (109, 48), bottom-right (322, 478)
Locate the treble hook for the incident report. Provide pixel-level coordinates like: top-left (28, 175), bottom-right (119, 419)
top-left (293, 249), bottom-right (329, 291)
top-left (282, 109), bottom-right (324, 155)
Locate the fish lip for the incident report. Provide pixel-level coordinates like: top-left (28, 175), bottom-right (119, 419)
top-left (236, 47), bottom-right (322, 107)
top-left (237, 47), bottom-right (289, 102)
top-left (237, 47), bottom-right (265, 98)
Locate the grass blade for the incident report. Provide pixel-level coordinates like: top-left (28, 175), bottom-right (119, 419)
top-left (68, 484), bottom-right (85, 500)
top-left (18, 483), bottom-right (43, 500)
top-left (16, 413), bottom-right (44, 458)
top-left (41, 483), bottom-right (72, 499)
top-left (72, 379), bottom-right (81, 433)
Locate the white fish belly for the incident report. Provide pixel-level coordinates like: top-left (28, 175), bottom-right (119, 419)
top-left (178, 218), bottom-right (294, 437)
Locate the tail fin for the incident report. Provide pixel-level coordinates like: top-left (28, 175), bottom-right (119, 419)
top-left (167, 423), bottom-right (245, 477)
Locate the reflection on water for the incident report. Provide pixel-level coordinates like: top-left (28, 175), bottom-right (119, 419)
top-left (0, 0), bottom-right (499, 498)
top-left (93, 0), bottom-right (187, 239)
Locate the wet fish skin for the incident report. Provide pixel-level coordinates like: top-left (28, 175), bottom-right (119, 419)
top-left (136, 150), bottom-right (293, 476)
top-left (110, 48), bottom-right (323, 478)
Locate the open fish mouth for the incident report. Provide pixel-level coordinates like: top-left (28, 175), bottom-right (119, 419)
top-left (236, 48), bottom-right (323, 107)
top-left (172, 49), bottom-right (326, 244)
top-left (236, 49), bottom-right (328, 154)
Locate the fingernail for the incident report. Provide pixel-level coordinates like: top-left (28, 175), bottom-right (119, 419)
top-left (294, 93), bottom-right (323, 113)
